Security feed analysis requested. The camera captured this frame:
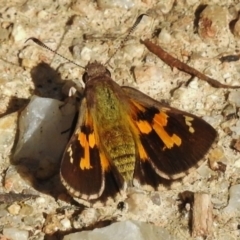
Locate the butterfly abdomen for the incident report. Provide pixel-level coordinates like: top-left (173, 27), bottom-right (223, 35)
top-left (86, 78), bottom-right (136, 182)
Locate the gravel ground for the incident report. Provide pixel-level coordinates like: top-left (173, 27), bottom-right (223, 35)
top-left (0, 0), bottom-right (240, 239)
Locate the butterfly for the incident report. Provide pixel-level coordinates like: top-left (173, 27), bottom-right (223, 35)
top-left (60, 61), bottom-right (217, 206)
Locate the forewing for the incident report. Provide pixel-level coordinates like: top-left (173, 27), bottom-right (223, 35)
top-left (60, 98), bottom-right (125, 203)
top-left (123, 86), bottom-right (217, 188)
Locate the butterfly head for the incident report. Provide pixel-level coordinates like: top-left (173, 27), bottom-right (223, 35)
top-left (83, 61), bottom-right (111, 83)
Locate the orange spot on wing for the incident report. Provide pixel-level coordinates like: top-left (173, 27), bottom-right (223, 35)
top-left (126, 114), bottom-right (149, 162)
top-left (153, 112), bottom-right (182, 149)
top-left (136, 120), bottom-right (152, 134)
top-left (79, 132), bottom-right (86, 147)
top-left (80, 148), bottom-right (92, 170)
top-left (88, 133), bottom-right (96, 148)
top-left (154, 112), bottom-right (168, 126)
top-left (78, 132), bottom-right (93, 170)
top-left (78, 110), bottom-right (96, 170)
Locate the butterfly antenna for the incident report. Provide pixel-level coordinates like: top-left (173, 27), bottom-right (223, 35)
top-left (105, 13), bottom-right (147, 65)
top-left (25, 37), bottom-right (85, 69)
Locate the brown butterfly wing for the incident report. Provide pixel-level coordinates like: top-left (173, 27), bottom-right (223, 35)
top-left (60, 98), bottom-right (125, 203)
top-left (123, 86), bottom-right (217, 188)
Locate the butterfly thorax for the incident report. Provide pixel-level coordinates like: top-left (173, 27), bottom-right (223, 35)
top-left (85, 75), bottom-right (135, 182)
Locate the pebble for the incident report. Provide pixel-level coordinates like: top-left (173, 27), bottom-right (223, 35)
top-left (43, 213), bottom-right (61, 235)
top-left (60, 218), bottom-right (71, 230)
top-left (63, 220), bottom-right (176, 240)
top-left (134, 65), bottom-right (163, 84)
top-left (7, 203), bottom-right (21, 215)
top-left (73, 208), bottom-right (99, 229)
top-left (228, 90), bottom-right (240, 107)
top-left (158, 28), bottom-right (172, 43)
top-left (0, 112), bottom-right (18, 158)
top-left (122, 43), bottom-right (145, 61)
top-left (223, 184), bottom-right (240, 214)
top-left (11, 24), bottom-right (28, 43)
top-left (234, 158), bottom-right (240, 168)
top-left (0, 208), bottom-right (8, 218)
top-left (150, 192), bottom-right (161, 206)
top-left (156, 0), bottom-right (174, 14)
top-left (3, 227), bottom-right (29, 240)
top-left (198, 5), bottom-right (232, 47)
top-left (0, 24), bottom-right (12, 42)
top-left (197, 164), bottom-right (213, 179)
top-left (19, 204), bottom-right (34, 216)
top-left (96, 0), bottom-right (135, 9)
top-left (230, 119), bottom-right (240, 138)
top-left (4, 165), bottom-right (32, 193)
top-left (12, 96), bottom-right (76, 180)
top-left (125, 191), bottom-right (148, 214)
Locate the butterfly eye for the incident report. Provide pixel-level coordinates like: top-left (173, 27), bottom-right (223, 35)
top-left (82, 69), bottom-right (111, 83)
